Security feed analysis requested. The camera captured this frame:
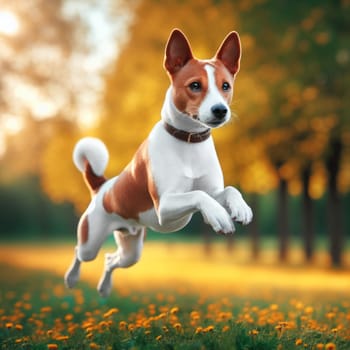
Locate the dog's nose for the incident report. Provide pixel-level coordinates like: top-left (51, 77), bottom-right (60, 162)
top-left (211, 104), bottom-right (227, 120)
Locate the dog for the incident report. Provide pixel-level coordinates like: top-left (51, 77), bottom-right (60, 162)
top-left (65, 29), bottom-right (253, 297)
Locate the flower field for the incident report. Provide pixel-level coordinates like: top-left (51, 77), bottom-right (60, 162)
top-left (0, 242), bottom-right (350, 349)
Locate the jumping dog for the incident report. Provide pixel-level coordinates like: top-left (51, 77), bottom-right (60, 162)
top-left (65, 29), bottom-right (253, 297)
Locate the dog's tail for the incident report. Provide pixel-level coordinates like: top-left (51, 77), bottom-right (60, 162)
top-left (73, 137), bottom-right (109, 195)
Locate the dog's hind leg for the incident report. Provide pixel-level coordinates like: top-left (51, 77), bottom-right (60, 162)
top-left (97, 227), bottom-right (145, 297)
top-left (65, 210), bottom-right (111, 289)
top-left (64, 246), bottom-right (81, 289)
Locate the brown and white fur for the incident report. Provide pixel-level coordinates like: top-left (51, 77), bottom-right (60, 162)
top-left (65, 29), bottom-right (253, 297)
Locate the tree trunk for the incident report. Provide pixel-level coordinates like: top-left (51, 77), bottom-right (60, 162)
top-left (302, 165), bottom-right (314, 262)
top-left (226, 234), bottom-right (234, 253)
top-left (202, 220), bottom-right (213, 256)
top-left (326, 138), bottom-right (343, 267)
top-left (249, 193), bottom-right (260, 260)
top-left (277, 178), bottom-right (289, 262)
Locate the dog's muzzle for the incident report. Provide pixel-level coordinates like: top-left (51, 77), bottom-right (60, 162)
top-left (206, 104), bottom-right (228, 127)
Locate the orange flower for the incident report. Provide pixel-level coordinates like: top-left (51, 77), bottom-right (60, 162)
top-left (47, 345), bottom-right (58, 350)
top-left (295, 338), bottom-right (303, 346)
top-left (156, 335), bottom-right (162, 341)
top-left (15, 324), bottom-right (23, 331)
top-left (64, 314), bottom-right (74, 321)
top-left (173, 323), bottom-right (182, 331)
top-left (40, 306), bottom-right (52, 313)
top-left (222, 325), bottom-right (230, 332)
top-left (190, 311), bottom-right (200, 320)
top-left (119, 321), bottom-right (128, 331)
top-left (55, 335), bottom-right (69, 341)
top-left (195, 327), bottom-right (203, 334)
top-left (325, 343), bottom-right (336, 350)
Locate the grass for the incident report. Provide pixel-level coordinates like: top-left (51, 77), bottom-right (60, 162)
top-left (0, 243), bottom-right (350, 350)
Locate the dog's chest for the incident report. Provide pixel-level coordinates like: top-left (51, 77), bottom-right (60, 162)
top-left (148, 122), bottom-right (222, 193)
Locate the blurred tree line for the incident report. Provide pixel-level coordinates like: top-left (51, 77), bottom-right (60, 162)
top-left (0, 0), bottom-right (349, 265)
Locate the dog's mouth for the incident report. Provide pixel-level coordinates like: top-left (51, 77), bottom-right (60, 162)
top-left (205, 119), bottom-right (226, 128)
top-left (186, 113), bottom-right (226, 129)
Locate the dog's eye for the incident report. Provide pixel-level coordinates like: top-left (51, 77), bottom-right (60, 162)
top-left (189, 81), bottom-right (202, 92)
top-left (222, 82), bottom-right (231, 91)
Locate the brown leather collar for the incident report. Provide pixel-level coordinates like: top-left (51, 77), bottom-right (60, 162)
top-left (163, 122), bottom-right (211, 143)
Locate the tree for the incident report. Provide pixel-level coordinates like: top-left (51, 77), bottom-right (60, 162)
top-left (225, 0), bottom-right (350, 264)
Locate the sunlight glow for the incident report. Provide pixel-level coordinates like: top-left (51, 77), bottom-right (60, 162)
top-left (0, 11), bottom-right (20, 36)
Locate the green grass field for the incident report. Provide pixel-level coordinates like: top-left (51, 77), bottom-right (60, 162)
top-left (1, 259), bottom-right (349, 350)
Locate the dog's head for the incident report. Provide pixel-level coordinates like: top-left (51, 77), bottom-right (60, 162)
top-left (164, 29), bottom-right (241, 129)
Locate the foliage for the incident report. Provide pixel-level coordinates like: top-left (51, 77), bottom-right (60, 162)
top-left (1, 0), bottom-right (349, 209)
top-left (0, 176), bottom-right (77, 238)
top-left (1, 264), bottom-right (350, 349)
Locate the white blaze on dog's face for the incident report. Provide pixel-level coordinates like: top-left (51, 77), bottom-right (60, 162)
top-left (164, 29), bottom-right (241, 129)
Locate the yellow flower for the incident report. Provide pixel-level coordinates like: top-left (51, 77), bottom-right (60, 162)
top-left (275, 325), bottom-right (283, 332)
top-left (157, 312), bottom-right (167, 320)
top-left (156, 335), bottom-right (162, 341)
top-left (218, 311), bottom-right (232, 321)
top-left (316, 344), bottom-right (324, 350)
top-left (295, 338), bottom-right (303, 346)
top-left (119, 321), bottom-right (128, 331)
top-left (270, 304), bottom-right (279, 311)
top-left (98, 321), bottom-right (109, 329)
top-left (249, 329), bottom-right (259, 336)
top-left (326, 312), bottom-right (336, 320)
top-left (89, 342), bottom-right (100, 349)
top-left (203, 325), bottom-right (214, 333)
top-left (195, 327), bottom-right (203, 334)
top-left (15, 324), bottom-right (23, 331)
top-left (103, 308), bottom-right (119, 318)
top-left (5, 322), bottom-right (13, 329)
top-left (170, 306), bottom-right (179, 315)
top-left (325, 343), bottom-right (336, 350)
top-left (304, 306), bottom-right (314, 314)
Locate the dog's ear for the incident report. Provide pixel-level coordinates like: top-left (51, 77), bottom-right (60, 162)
top-left (164, 29), bottom-right (193, 75)
top-left (215, 31), bottom-right (241, 76)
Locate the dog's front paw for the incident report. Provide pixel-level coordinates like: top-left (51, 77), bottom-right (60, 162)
top-left (225, 187), bottom-right (253, 225)
top-left (200, 201), bottom-right (235, 234)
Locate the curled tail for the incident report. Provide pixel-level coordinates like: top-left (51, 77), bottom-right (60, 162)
top-left (73, 137), bottom-right (109, 195)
